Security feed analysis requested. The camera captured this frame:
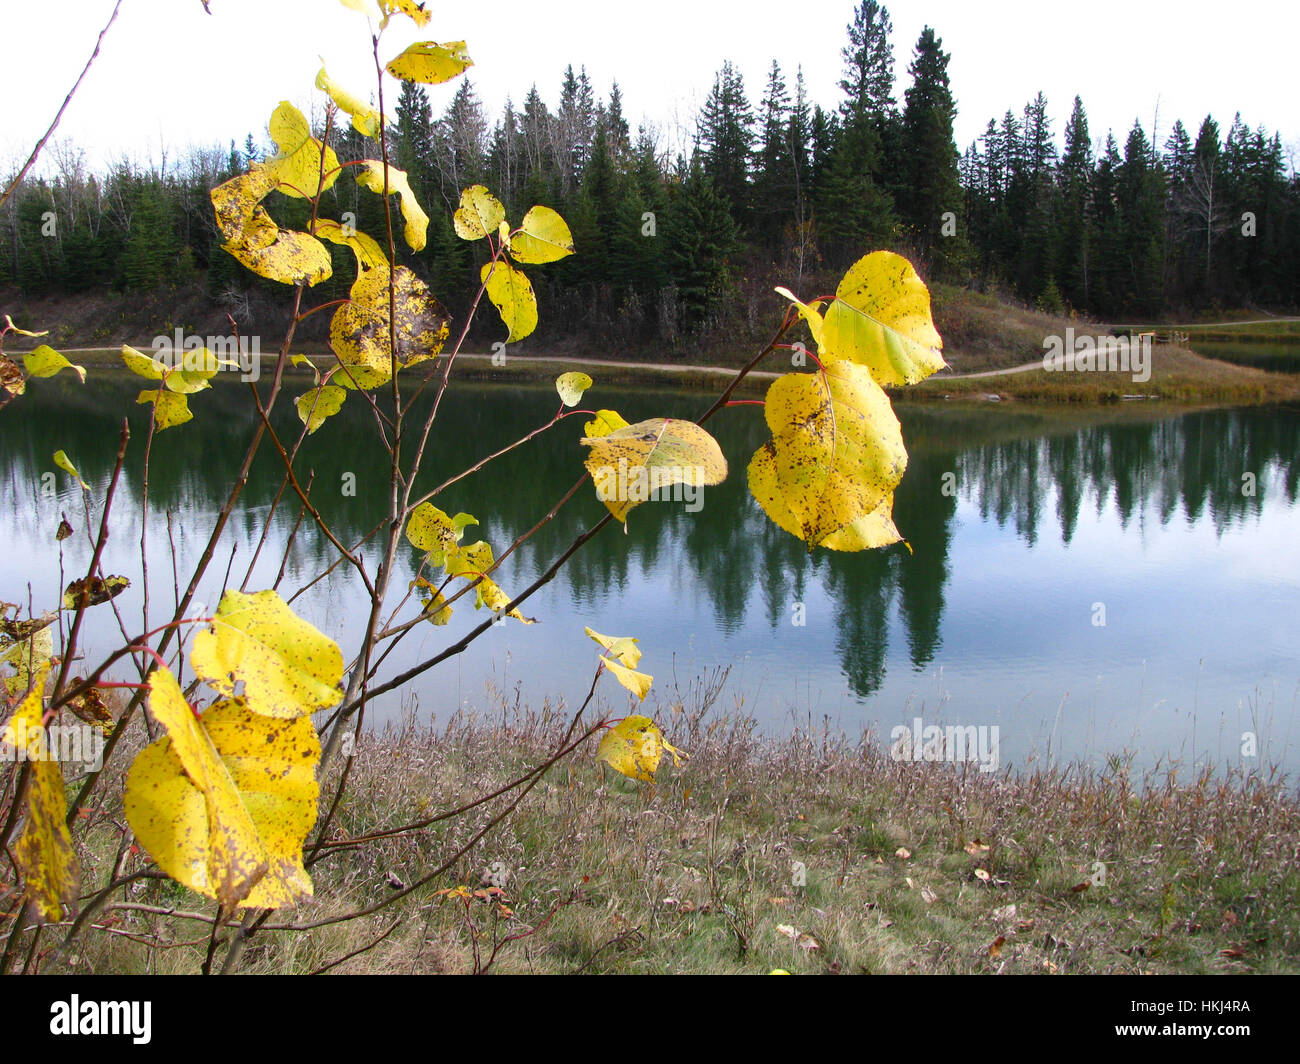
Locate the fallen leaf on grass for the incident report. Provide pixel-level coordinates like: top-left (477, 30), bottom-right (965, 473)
top-left (988, 935), bottom-right (1006, 958)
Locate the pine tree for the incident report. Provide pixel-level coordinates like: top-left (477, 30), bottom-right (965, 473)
top-left (897, 27), bottom-right (962, 271)
top-left (697, 61), bottom-right (754, 224)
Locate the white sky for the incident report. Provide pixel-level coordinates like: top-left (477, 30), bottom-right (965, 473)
top-left (3, 0), bottom-right (1297, 176)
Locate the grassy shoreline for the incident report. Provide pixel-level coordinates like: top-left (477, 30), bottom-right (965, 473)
top-left (50, 690), bottom-right (1300, 976)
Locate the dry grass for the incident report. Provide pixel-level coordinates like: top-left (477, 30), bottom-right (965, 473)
top-left (22, 673), bottom-right (1300, 976)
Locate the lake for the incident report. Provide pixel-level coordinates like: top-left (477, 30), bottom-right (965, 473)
top-left (4, 372), bottom-right (1298, 777)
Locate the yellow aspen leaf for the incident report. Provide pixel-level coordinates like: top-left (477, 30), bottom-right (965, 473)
top-left (23, 345), bottom-right (85, 384)
top-left (603, 660), bottom-right (653, 701)
top-left (597, 715), bottom-right (687, 780)
top-left (137, 388), bottom-right (193, 430)
top-left (472, 574), bottom-right (535, 624)
top-left (266, 101), bottom-right (341, 200)
top-left (506, 205), bottom-right (574, 264)
top-left (1, 665), bottom-right (80, 923)
top-left (385, 40), bottom-right (473, 84)
top-left (330, 265), bottom-right (450, 388)
top-left (481, 259), bottom-right (537, 343)
top-left (381, 0), bottom-right (432, 25)
top-left (774, 286), bottom-right (825, 348)
top-left (819, 251), bottom-right (946, 386)
top-left (121, 343), bottom-right (166, 379)
top-left (443, 538), bottom-right (495, 579)
top-left (294, 385), bottom-right (347, 434)
top-left (355, 160), bottom-right (429, 251)
top-left (3, 314), bottom-right (48, 337)
top-left (748, 361), bottom-right (907, 551)
top-left (413, 580), bottom-right (452, 625)
top-left (52, 449), bottom-right (89, 490)
top-left (453, 184), bottom-right (505, 241)
top-left (312, 217), bottom-right (387, 276)
top-left (189, 589), bottom-right (344, 720)
top-left (580, 417), bottom-right (727, 524)
top-left (583, 409), bottom-right (628, 438)
top-left (583, 626), bottom-right (642, 668)
top-left (125, 669), bottom-right (319, 909)
top-left (162, 350), bottom-right (234, 394)
top-left (555, 371), bottom-right (592, 407)
top-left (316, 62), bottom-right (387, 138)
top-left (1, 624), bottom-right (53, 697)
top-left (405, 503), bottom-right (476, 564)
top-left (210, 166), bottom-right (332, 287)
top-left (339, 0), bottom-right (382, 17)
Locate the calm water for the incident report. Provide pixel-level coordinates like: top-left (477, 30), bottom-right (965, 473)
top-left (3, 374), bottom-right (1298, 776)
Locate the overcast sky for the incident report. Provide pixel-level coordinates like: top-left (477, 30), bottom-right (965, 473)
top-left (4, 0), bottom-right (1297, 176)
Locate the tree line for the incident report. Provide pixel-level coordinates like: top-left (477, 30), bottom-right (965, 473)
top-left (2, 1), bottom-right (1296, 351)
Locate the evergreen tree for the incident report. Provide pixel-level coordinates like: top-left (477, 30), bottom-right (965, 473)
top-left (897, 27), bottom-right (962, 271)
top-left (697, 61), bottom-right (754, 224)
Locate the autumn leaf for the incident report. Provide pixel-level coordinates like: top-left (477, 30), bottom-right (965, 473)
top-left (748, 361), bottom-right (907, 551)
top-left (452, 185), bottom-right (505, 240)
top-left (385, 40), bottom-right (473, 84)
top-left (62, 575), bottom-right (129, 610)
top-left (189, 589), bottom-right (344, 719)
top-left (0, 665), bottom-right (80, 923)
top-left (507, 205), bottom-right (574, 264)
top-left (125, 668), bottom-right (319, 909)
top-left (316, 62), bottom-right (387, 138)
top-left (24, 345), bottom-right (85, 384)
top-left (355, 160), bottom-right (429, 251)
top-left (580, 417), bottom-right (727, 524)
top-left (480, 258), bottom-right (537, 342)
top-left (819, 251), bottom-right (946, 387)
top-left (330, 265), bottom-right (450, 388)
top-left (555, 371), bottom-right (592, 407)
top-left (597, 716), bottom-right (686, 781)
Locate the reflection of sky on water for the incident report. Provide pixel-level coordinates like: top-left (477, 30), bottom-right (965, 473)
top-left (3, 383), bottom-right (1297, 777)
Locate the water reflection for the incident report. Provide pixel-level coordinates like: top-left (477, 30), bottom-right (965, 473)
top-left (3, 376), bottom-right (1297, 771)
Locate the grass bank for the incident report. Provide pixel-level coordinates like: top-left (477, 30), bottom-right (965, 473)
top-left (40, 682), bottom-right (1300, 976)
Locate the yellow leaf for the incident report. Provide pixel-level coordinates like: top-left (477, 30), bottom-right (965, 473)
top-left (416, 583), bottom-right (452, 625)
top-left (23, 344), bottom-right (85, 384)
top-left (481, 259), bottom-right (537, 343)
top-left (583, 626), bottom-right (642, 669)
top-left (125, 669), bottom-right (319, 909)
top-left (507, 205), bottom-right (574, 264)
top-left (266, 101), bottom-right (341, 200)
top-left (472, 574), bottom-right (535, 624)
top-left (453, 184), bottom-right (505, 241)
top-left (819, 251), bottom-right (946, 386)
top-left (583, 409), bottom-right (628, 438)
top-left (405, 503), bottom-right (476, 565)
top-left (774, 286), bottom-right (825, 348)
top-left (121, 343), bottom-right (166, 379)
top-left (597, 715), bottom-right (686, 780)
top-left (3, 314), bottom-right (48, 338)
top-left (580, 418), bottom-right (727, 524)
top-left (52, 449), bottom-right (89, 490)
top-left (355, 160), bottom-right (429, 251)
top-left (385, 40), bottom-right (473, 84)
top-left (555, 371), bottom-right (592, 407)
top-left (189, 589), bottom-right (344, 719)
top-left (210, 165), bottom-right (333, 287)
top-left (604, 660), bottom-right (652, 701)
top-left (137, 388), bottom-right (193, 430)
top-left (329, 266), bottom-right (450, 388)
top-left (747, 362), bottom-right (907, 551)
top-left (0, 354), bottom-right (25, 396)
top-left (1, 623), bottom-right (53, 697)
top-left (316, 62), bottom-right (386, 138)
top-left (312, 217), bottom-right (387, 276)
top-left (381, 0), bottom-right (432, 25)
top-left (294, 385), bottom-right (347, 434)
top-left (1, 665), bottom-right (80, 923)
